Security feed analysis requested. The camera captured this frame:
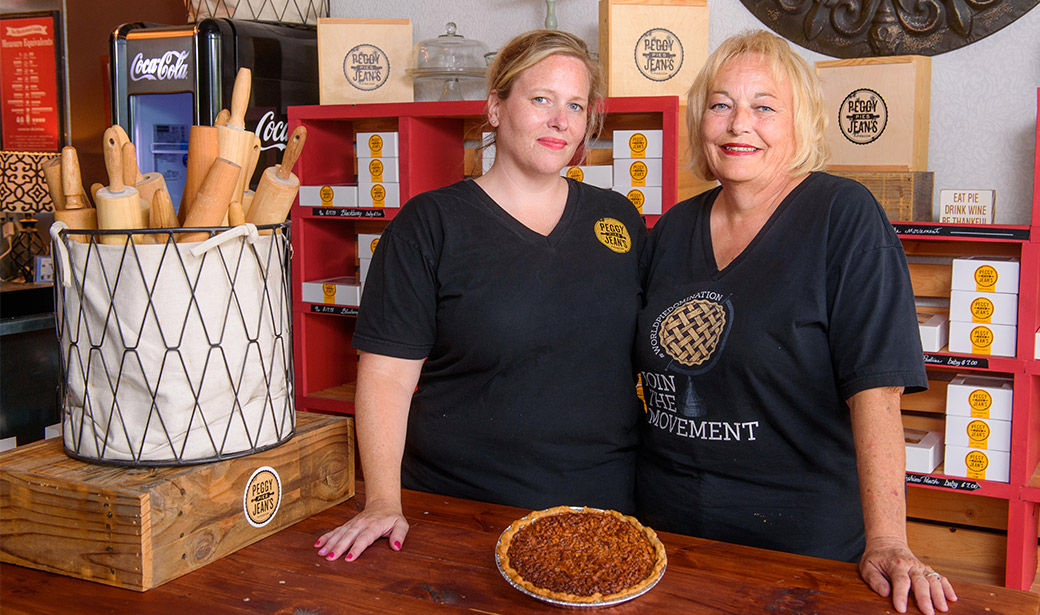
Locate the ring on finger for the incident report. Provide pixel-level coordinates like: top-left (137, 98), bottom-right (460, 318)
top-left (925, 571), bottom-right (941, 580)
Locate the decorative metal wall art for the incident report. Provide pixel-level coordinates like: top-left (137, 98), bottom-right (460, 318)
top-left (740, 0), bottom-right (1039, 57)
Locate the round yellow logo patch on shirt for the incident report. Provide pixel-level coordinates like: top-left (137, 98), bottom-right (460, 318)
top-left (595, 217), bottom-right (631, 254)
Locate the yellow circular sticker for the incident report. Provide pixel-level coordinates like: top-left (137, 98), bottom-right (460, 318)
top-left (970, 296), bottom-right (994, 321)
top-left (243, 466), bottom-right (282, 528)
top-left (371, 184), bottom-right (386, 207)
top-left (370, 238), bottom-right (380, 254)
top-left (964, 450), bottom-right (989, 473)
top-left (369, 158), bottom-right (384, 179)
top-left (595, 217), bottom-right (631, 254)
top-left (320, 185), bottom-right (334, 205)
top-left (368, 134), bottom-right (383, 156)
top-left (629, 160), bottom-right (648, 182)
top-left (968, 389), bottom-right (992, 413)
top-left (628, 133), bottom-right (648, 156)
top-left (566, 166), bottom-right (585, 181)
top-left (626, 189), bottom-right (645, 213)
top-left (970, 325), bottom-right (994, 348)
top-left (966, 419), bottom-right (990, 444)
top-left (322, 283), bottom-right (336, 304)
top-left (973, 265), bottom-right (998, 289)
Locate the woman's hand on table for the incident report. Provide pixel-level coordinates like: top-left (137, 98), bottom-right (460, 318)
top-left (314, 498), bottom-right (410, 562)
top-left (859, 536), bottom-right (958, 615)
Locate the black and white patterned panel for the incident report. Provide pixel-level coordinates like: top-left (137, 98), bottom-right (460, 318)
top-left (1, 150), bottom-right (55, 214)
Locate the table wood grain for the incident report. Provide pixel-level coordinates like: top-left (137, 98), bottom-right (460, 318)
top-left (2, 484), bottom-right (1037, 614)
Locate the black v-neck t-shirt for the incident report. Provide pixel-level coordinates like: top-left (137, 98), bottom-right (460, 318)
top-left (634, 172), bottom-right (926, 561)
top-left (354, 178), bottom-right (647, 512)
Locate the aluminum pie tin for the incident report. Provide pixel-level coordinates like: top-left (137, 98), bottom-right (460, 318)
top-left (494, 506), bottom-right (667, 608)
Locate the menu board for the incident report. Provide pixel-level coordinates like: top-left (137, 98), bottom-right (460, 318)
top-left (1, 13), bottom-right (62, 152)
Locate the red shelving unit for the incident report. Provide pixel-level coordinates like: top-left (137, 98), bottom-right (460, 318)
top-left (895, 88), bottom-right (1040, 590)
top-left (287, 97), bottom-right (681, 416)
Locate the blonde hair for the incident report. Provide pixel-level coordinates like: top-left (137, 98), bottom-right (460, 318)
top-left (485, 29), bottom-right (604, 149)
top-left (685, 30), bottom-right (828, 181)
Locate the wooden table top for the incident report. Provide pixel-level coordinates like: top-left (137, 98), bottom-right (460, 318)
top-left (2, 484), bottom-right (1037, 614)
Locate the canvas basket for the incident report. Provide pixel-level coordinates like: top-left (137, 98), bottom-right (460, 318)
top-left (49, 222), bottom-right (295, 466)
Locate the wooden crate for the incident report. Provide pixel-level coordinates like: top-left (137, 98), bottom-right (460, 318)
top-left (831, 170), bottom-right (933, 222)
top-left (0, 412), bottom-right (354, 591)
top-left (599, 0), bottom-right (709, 98)
top-left (816, 56), bottom-right (931, 172)
top-left (317, 18), bottom-right (412, 104)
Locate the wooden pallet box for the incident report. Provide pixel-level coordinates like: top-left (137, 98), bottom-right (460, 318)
top-left (832, 170), bottom-right (933, 222)
top-left (0, 412), bottom-right (354, 591)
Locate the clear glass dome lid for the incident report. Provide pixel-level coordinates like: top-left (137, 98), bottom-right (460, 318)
top-left (408, 22), bottom-right (489, 77)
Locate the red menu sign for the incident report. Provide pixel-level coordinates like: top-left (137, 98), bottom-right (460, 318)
top-left (1, 15), bottom-right (61, 151)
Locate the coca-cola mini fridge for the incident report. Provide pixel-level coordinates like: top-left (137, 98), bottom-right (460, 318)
top-left (111, 18), bottom-right (317, 212)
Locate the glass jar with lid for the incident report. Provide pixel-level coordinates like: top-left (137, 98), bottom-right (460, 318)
top-left (407, 22), bottom-right (489, 101)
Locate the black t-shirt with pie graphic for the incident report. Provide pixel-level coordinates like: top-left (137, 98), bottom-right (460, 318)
top-left (635, 172), bottom-right (927, 562)
top-left (354, 178), bottom-right (647, 513)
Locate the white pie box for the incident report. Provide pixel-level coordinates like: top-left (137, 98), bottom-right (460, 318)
top-left (949, 289), bottom-right (1018, 326)
top-left (561, 165), bottom-right (613, 188)
top-left (357, 180), bottom-right (400, 208)
top-left (612, 129), bottom-right (663, 159)
top-left (945, 373), bottom-right (1013, 421)
top-left (358, 157), bottom-right (399, 183)
top-left (944, 415), bottom-right (1011, 452)
top-left (356, 132), bottom-right (398, 158)
top-left (916, 310), bottom-right (948, 353)
top-left (948, 321), bottom-right (1016, 357)
top-left (951, 256), bottom-right (1020, 294)
top-left (357, 233), bottom-right (382, 259)
top-left (613, 158), bottom-right (662, 187)
top-left (944, 445), bottom-right (1009, 483)
top-left (904, 428), bottom-right (942, 473)
top-left (302, 276), bottom-right (361, 306)
top-left (300, 184), bottom-right (358, 207)
top-left (612, 185), bottom-right (662, 215)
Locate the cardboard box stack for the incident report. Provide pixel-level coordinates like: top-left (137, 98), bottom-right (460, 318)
top-left (611, 129), bottom-right (663, 214)
top-left (356, 132), bottom-right (401, 208)
top-left (948, 256), bottom-right (1019, 357)
top-left (943, 374), bottom-right (1013, 483)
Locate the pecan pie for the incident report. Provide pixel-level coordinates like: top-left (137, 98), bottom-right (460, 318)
top-left (496, 506), bottom-right (667, 605)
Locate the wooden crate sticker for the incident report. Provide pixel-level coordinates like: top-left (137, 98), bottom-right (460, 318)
top-left (816, 56), bottom-right (930, 172)
top-left (317, 18), bottom-right (413, 105)
top-left (599, 0), bottom-right (709, 98)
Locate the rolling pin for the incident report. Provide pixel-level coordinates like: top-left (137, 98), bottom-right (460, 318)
top-left (111, 124), bottom-right (132, 151)
top-left (60, 147), bottom-right (90, 210)
top-left (218, 67), bottom-right (255, 207)
top-left (179, 157), bottom-right (240, 243)
top-left (214, 108), bottom-right (230, 127)
top-left (122, 141), bottom-right (168, 208)
top-left (41, 156), bottom-right (65, 210)
top-left (149, 185), bottom-right (180, 244)
top-left (53, 147), bottom-right (97, 242)
top-left (246, 126), bottom-right (306, 232)
top-left (95, 127), bottom-right (146, 245)
top-left (179, 124), bottom-right (220, 225)
top-left (228, 200), bottom-right (246, 226)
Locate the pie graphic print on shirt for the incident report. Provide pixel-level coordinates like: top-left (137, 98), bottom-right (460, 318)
top-left (646, 292), bottom-right (732, 419)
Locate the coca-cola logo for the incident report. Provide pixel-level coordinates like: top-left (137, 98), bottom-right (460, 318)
top-left (254, 110), bottom-right (287, 152)
top-left (130, 50), bottom-right (190, 82)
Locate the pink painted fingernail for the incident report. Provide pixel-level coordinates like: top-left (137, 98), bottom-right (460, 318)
top-left (394, 541), bottom-right (401, 549)
top-left (326, 553), bottom-right (336, 560)
top-left (314, 540), bottom-right (321, 547)
top-left (318, 548), bottom-right (327, 556)
top-left (345, 553), bottom-right (354, 561)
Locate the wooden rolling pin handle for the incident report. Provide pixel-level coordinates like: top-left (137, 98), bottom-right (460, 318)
top-left (41, 156), bottom-right (65, 210)
top-left (103, 128), bottom-right (126, 193)
top-left (215, 108), bottom-right (231, 127)
top-left (122, 142), bottom-right (143, 186)
top-left (60, 147), bottom-right (88, 210)
top-left (228, 68), bottom-right (251, 129)
top-left (277, 126), bottom-right (307, 181)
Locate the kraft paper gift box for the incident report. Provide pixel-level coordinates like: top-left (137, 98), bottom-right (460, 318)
top-left (318, 19), bottom-right (412, 104)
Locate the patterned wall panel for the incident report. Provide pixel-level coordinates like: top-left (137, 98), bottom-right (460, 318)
top-left (1, 151), bottom-right (55, 214)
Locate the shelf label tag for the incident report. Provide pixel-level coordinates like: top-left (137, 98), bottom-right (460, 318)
top-left (310, 304), bottom-right (359, 316)
top-left (313, 208), bottom-right (386, 219)
top-left (922, 354), bottom-right (988, 369)
top-left (905, 473), bottom-right (981, 492)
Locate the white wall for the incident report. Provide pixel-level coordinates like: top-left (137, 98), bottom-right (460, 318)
top-left (331, 0), bottom-right (1040, 224)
